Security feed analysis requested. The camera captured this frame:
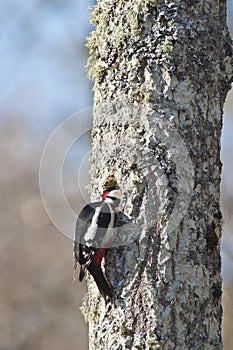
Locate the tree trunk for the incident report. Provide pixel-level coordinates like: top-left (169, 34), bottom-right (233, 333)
top-left (82, 1), bottom-right (233, 349)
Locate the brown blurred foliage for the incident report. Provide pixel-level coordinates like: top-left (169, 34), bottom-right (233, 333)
top-left (0, 118), bottom-right (88, 350)
top-left (223, 282), bottom-right (233, 350)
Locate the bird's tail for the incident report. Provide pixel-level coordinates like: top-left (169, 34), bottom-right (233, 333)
top-left (87, 262), bottom-right (113, 303)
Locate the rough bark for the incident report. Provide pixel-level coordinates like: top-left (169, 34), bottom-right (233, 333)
top-left (82, 1), bottom-right (233, 349)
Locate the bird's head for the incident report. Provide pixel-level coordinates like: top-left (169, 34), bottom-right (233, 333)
top-left (104, 189), bottom-right (121, 207)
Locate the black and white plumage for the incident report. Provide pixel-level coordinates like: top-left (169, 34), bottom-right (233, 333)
top-left (73, 189), bottom-right (121, 302)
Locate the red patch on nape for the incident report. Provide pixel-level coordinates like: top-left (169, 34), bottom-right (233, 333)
top-left (102, 191), bottom-right (109, 199)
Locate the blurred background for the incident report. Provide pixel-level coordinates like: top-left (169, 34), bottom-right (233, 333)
top-left (0, 1), bottom-right (233, 349)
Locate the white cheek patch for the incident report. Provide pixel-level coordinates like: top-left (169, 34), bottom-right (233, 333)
top-left (105, 198), bottom-right (114, 205)
top-left (84, 206), bottom-right (101, 241)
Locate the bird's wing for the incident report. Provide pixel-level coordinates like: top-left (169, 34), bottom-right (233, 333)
top-left (74, 201), bottom-right (101, 263)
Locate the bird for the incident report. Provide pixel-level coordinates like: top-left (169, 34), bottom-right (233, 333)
top-left (73, 175), bottom-right (121, 303)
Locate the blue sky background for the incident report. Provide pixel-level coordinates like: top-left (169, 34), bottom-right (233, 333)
top-left (0, 0), bottom-right (93, 137)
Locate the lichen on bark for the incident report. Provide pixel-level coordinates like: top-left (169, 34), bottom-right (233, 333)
top-left (83, 1), bottom-right (233, 349)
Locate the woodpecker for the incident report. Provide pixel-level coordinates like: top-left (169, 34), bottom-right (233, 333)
top-left (73, 184), bottom-right (121, 303)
